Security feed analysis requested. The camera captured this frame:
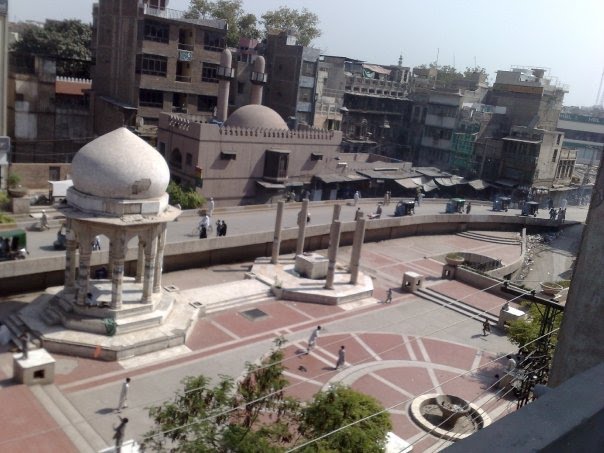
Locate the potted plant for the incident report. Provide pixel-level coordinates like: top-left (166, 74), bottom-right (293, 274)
top-left (540, 281), bottom-right (563, 296)
top-left (7, 173), bottom-right (27, 198)
top-left (445, 253), bottom-right (465, 266)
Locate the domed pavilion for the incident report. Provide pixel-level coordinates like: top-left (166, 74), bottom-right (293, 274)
top-left (63, 127), bottom-right (179, 310)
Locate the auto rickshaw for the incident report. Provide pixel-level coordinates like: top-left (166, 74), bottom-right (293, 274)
top-left (394, 200), bottom-right (415, 216)
top-left (445, 198), bottom-right (465, 213)
top-left (493, 196), bottom-right (511, 212)
top-left (0, 229), bottom-right (28, 260)
top-left (521, 201), bottom-right (540, 217)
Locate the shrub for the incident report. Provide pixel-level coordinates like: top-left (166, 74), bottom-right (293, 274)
top-left (0, 191), bottom-right (9, 210)
top-left (7, 173), bottom-right (21, 188)
top-left (0, 213), bottom-right (15, 224)
top-left (166, 181), bottom-right (205, 209)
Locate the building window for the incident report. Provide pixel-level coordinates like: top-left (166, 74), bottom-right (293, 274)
top-left (171, 148), bottom-right (182, 168)
top-left (264, 150), bottom-right (289, 180)
top-left (139, 89), bottom-right (164, 107)
top-left (185, 153), bottom-right (193, 166)
top-left (201, 63), bottom-right (219, 83)
top-left (557, 134), bottom-right (562, 145)
top-left (204, 31), bottom-right (225, 51)
top-left (552, 149), bottom-right (558, 162)
top-left (197, 95), bottom-right (217, 112)
top-left (144, 20), bottom-right (169, 43)
top-left (136, 54), bottom-right (168, 76)
top-left (158, 142), bottom-right (166, 156)
top-left (298, 87), bottom-right (313, 103)
top-left (302, 60), bottom-right (315, 77)
top-left (237, 82), bottom-right (245, 94)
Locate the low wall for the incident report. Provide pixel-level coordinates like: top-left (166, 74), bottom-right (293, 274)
top-left (9, 163), bottom-right (71, 190)
top-left (0, 214), bottom-right (574, 296)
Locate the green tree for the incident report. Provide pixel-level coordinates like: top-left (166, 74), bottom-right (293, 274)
top-left (187, 0), bottom-right (260, 47)
top-left (142, 337), bottom-right (299, 452)
top-left (298, 384), bottom-right (392, 453)
top-left (166, 181), bottom-right (205, 209)
top-left (464, 66), bottom-right (489, 82)
top-left (507, 300), bottom-right (563, 354)
top-left (436, 65), bottom-right (463, 84)
top-left (261, 6), bottom-right (321, 46)
top-left (11, 19), bottom-right (92, 77)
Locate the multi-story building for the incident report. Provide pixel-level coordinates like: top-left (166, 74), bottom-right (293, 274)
top-left (263, 31), bottom-right (320, 127)
top-left (90, 0), bottom-right (227, 137)
top-left (7, 54), bottom-right (92, 164)
top-left (556, 107), bottom-right (604, 165)
top-left (313, 55), bottom-right (411, 156)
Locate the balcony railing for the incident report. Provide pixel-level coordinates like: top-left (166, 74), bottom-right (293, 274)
top-left (175, 75), bottom-right (192, 83)
top-left (172, 106), bottom-right (188, 113)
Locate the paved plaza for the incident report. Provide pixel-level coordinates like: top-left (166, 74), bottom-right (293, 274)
top-left (0, 228), bottom-right (536, 452)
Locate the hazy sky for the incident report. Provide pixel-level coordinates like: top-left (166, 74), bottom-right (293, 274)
top-left (8, 0), bottom-right (604, 107)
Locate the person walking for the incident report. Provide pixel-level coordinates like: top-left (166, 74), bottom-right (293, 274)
top-left (117, 377), bottom-right (130, 412)
top-left (466, 202), bottom-right (472, 214)
top-left (113, 416), bottom-right (129, 452)
top-left (307, 326), bottom-right (321, 353)
top-left (199, 225), bottom-right (207, 239)
top-left (354, 208), bottom-right (363, 220)
top-left (335, 345), bottom-right (346, 370)
top-left (208, 197), bottom-right (215, 217)
top-left (482, 319), bottom-right (491, 336)
top-left (221, 220), bottom-right (227, 236)
top-left (353, 191), bottom-right (360, 206)
top-left (19, 332), bottom-right (30, 359)
top-left (384, 288), bottom-right (393, 304)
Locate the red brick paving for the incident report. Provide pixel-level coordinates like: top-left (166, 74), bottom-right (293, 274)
top-left (422, 338), bottom-right (478, 371)
top-left (0, 385), bottom-right (77, 453)
top-left (186, 318), bottom-right (238, 350)
top-left (431, 280), bottom-right (516, 315)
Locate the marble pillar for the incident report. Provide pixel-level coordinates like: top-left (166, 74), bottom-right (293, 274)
top-left (271, 201), bottom-right (285, 264)
top-left (64, 239), bottom-right (78, 293)
top-left (142, 234), bottom-right (158, 303)
top-left (153, 225), bottom-right (167, 293)
top-left (325, 220), bottom-right (342, 289)
top-left (75, 242), bottom-right (92, 305)
top-left (349, 218), bottom-right (367, 285)
top-left (135, 238), bottom-right (145, 283)
top-left (331, 204), bottom-right (342, 223)
top-left (111, 256), bottom-right (125, 310)
top-left (296, 198), bottom-right (309, 256)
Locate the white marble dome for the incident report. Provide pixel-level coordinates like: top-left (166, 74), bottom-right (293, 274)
top-left (224, 104), bottom-right (288, 130)
top-left (71, 127), bottom-right (170, 200)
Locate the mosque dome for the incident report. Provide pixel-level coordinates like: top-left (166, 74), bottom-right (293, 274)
top-left (71, 127), bottom-right (170, 200)
top-left (224, 104), bottom-right (288, 130)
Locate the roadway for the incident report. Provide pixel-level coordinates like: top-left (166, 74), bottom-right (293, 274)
top-left (15, 199), bottom-right (588, 259)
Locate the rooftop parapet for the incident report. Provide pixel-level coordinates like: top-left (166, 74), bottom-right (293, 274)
top-left (143, 4), bottom-right (227, 30)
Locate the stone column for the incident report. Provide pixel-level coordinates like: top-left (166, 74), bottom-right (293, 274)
top-left (331, 204), bottom-right (342, 223)
top-left (271, 201), bottom-right (285, 264)
top-left (349, 218), bottom-right (367, 285)
top-left (250, 56), bottom-right (266, 105)
top-left (64, 237), bottom-right (78, 292)
top-left (296, 198), bottom-right (309, 256)
top-left (142, 232), bottom-right (158, 303)
top-left (216, 49), bottom-right (233, 122)
top-left (325, 220), bottom-right (342, 289)
top-left (135, 238), bottom-right (145, 283)
top-left (75, 235), bottom-right (92, 306)
top-left (153, 225), bottom-right (167, 293)
top-left (110, 231), bottom-right (127, 310)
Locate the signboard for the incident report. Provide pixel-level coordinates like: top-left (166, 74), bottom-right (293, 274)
top-left (0, 136), bottom-right (10, 165)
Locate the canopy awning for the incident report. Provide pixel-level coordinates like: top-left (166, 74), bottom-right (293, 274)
top-left (467, 179), bottom-right (490, 190)
top-left (315, 173), bottom-right (368, 184)
top-left (394, 178), bottom-right (419, 189)
top-left (434, 176), bottom-right (466, 187)
top-left (495, 179), bottom-right (518, 188)
top-left (256, 180), bottom-right (285, 189)
top-left (266, 148), bottom-right (290, 154)
top-left (422, 180), bottom-right (439, 192)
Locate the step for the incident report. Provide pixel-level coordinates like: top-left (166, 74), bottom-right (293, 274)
top-left (457, 231), bottom-right (521, 245)
top-left (416, 287), bottom-right (499, 324)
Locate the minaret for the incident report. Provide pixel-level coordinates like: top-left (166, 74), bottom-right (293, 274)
top-left (250, 56), bottom-right (267, 105)
top-left (216, 49), bottom-right (234, 122)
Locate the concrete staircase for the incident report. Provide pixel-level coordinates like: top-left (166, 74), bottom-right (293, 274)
top-left (457, 231), bottom-right (521, 245)
top-left (416, 287), bottom-right (499, 324)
